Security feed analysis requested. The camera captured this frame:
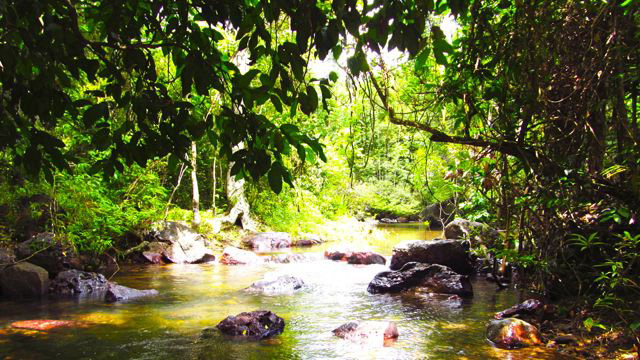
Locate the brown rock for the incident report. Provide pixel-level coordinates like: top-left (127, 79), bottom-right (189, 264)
top-left (486, 318), bottom-right (543, 349)
top-left (219, 246), bottom-right (264, 265)
top-left (0, 262), bottom-right (49, 298)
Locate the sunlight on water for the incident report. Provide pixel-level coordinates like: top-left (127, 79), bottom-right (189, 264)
top-left (0, 224), bottom-right (571, 359)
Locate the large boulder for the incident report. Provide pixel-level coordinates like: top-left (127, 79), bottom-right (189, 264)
top-left (216, 310), bottom-right (285, 339)
top-left (420, 199), bottom-right (456, 228)
top-left (104, 282), bottom-right (158, 302)
top-left (219, 246), bottom-right (264, 265)
top-left (142, 222), bottom-right (215, 264)
top-left (245, 275), bottom-right (305, 295)
top-left (443, 219), bottom-right (499, 247)
top-left (16, 233), bottom-right (82, 275)
top-left (0, 262), bottom-right (49, 298)
top-left (367, 262), bottom-right (473, 297)
top-left (332, 321), bottom-right (399, 345)
top-left (486, 318), bottom-right (543, 349)
top-left (243, 232), bottom-right (292, 251)
top-left (389, 239), bottom-right (473, 275)
top-left (347, 251), bottom-right (386, 265)
top-left (48, 269), bottom-right (108, 297)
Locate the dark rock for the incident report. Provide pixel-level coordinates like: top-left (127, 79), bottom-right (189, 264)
top-left (49, 269), bottom-right (108, 297)
top-left (486, 318), bottom-right (543, 349)
top-left (495, 299), bottom-right (543, 319)
top-left (443, 219), bottom-right (499, 247)
top-left (292, 233), bottom-right (324, 247)
top-left (347, 251), bottom-right (386, 265)
top-left (245, 275), bottom-right (305, 295)
top-left (16, 233), bottom-right (82, 275)
top-left (367, 262), bottom-right (473, 297)
top-left (389, 239), bottom-right (473, 275)
top-left (332, 321), bottom-right (398, 345)
top-left (219, 246), bottom-right (264, 265)
top-left (142, 222), bottom-right (215, 264)
top-left (216, 310), bottom-right (285, 339)
top-left (104, 282), bottom-right (158, 302)
top-left (243, 232), bottom-right (292, 251)
top-left (554, 335), bottom-right (578, 345)
top-left (324, 246), bottom-right (353, 261)
top-left (0, 262), bottom-right (49, 298)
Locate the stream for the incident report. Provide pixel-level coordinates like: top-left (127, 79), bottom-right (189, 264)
top-left (0, 224), bottom-right (571, 359)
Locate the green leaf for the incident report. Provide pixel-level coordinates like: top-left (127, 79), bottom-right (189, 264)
top-left (268, 163), bottom-right (283, 194)
top-left (270, 94), bottom-right (283, 113)
top-left (414, 47), bottom-right (431, 71)
top-left (329, 71), bottom-right (339, 82)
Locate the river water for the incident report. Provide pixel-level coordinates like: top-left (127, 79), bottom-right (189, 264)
top-left (0, 224), bottom-right (570, 359)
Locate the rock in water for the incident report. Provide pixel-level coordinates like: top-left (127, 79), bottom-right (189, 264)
top-left (292, 233), bottom-right (324, 247)
top-left (16, 233), bottom-right (82, 275)
top-left (389, 239), bottom-right (473, 275)
top-left (242, 232), bottom-right (292, 251)
top-left (155, 222), bottom-right (215, 264)
top-left (104, 282), bottom-right (158, 302)
top-left (332, 321), bottom-right (399, 345)
top-left (347, 251), bottom-right (386, 265)
top-left (0, 262), bottom-right (49, 298)
top-left (11, 320), bottom-right (80, 331)
top-left (141, 241), bottom-right (170, 264)
top-left (246, 275), bottom-right (305, 295)
top-left (486, 318), bottom-right (543, 349)
top-left (367, 262), bottom-right (473, 297)
top-left (216, 310), bottom-right (285, 339)
top-left (495, 299), bottom-right (543, 319)
top-left (219, 246), bottom-right (264, 265)
top-left (49, 269), bottom-right (108, 297)
top-left (266, 253), bottom-right (323, 263)
top-left (443, 219), bottom-right (499, 247)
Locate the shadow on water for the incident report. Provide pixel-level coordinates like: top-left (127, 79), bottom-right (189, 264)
top-left (0, 224), bottom-right (574, 359)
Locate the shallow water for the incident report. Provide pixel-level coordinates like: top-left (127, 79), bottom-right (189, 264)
top-left (0, 224), bottom-right (571, 359)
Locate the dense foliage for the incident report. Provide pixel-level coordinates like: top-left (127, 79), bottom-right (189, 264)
top-left (1, 0), bottom-right (639, 340)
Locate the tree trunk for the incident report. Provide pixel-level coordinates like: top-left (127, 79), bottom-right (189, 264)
top-left (212, 155), bottom-right (217, 217)
top-left (191, 141), bottom-right (201, 228)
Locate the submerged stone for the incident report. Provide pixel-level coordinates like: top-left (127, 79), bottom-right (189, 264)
top-left (104, 282), bottom-right (158, 303)
top-left (346, 251), bottom-right (386, 265)
top-left (332, 321), bottom-right (399, 346)
top-left (216, 310), bottom-right (285, 339)
top-left (245, 274), bottom-right (305, 295)
top-left (219, 246), bottom-right (263, 265)
top-left (11, 319), bottom-right (80, 331)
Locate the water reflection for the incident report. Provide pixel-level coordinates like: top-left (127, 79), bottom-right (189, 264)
top-left (0, 224), bottom-right (571, 359)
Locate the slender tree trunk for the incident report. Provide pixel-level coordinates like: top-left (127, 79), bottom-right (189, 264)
top-left (212, 155), bottom-right (217, 217)
top-left (191, 141), bottom-right (200, 228)
top-left (163, 163), bottom-right (187, 221)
